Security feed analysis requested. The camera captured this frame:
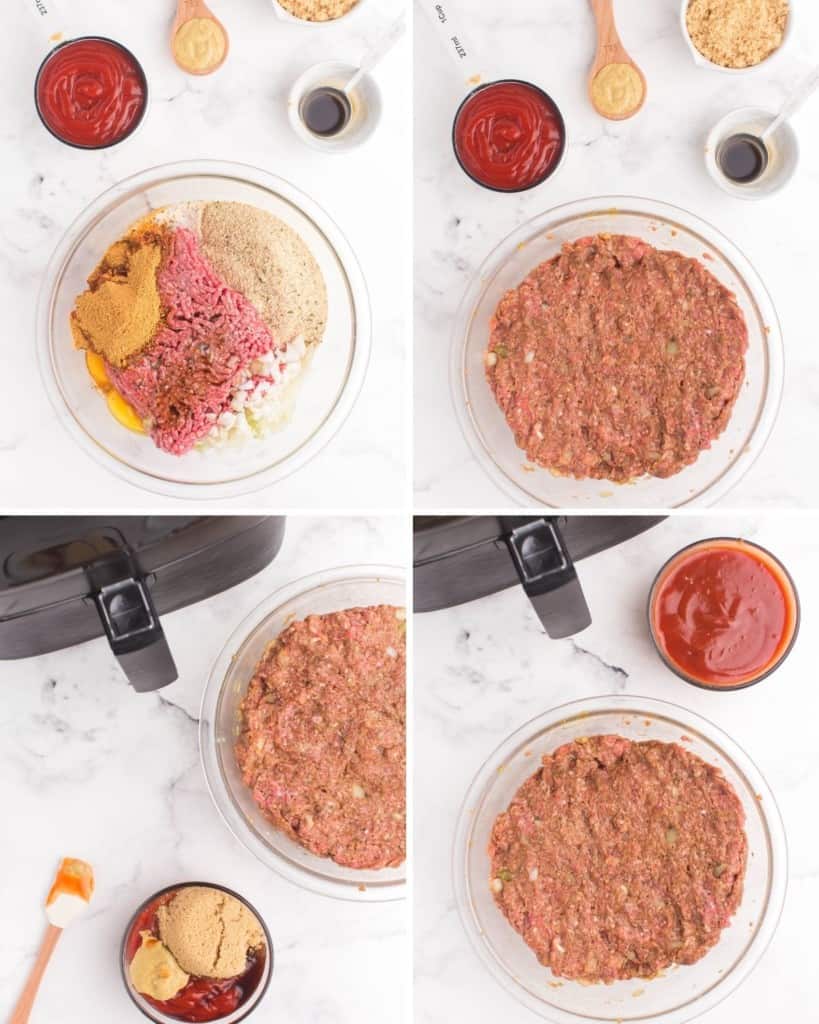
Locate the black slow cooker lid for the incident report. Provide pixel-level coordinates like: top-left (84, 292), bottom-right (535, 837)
top-left (0, 516), bottom-right (285, 692)
top-left (414, 515), bottom-right (665, 633)
top-left (0, 517), bottom-right (274, 612)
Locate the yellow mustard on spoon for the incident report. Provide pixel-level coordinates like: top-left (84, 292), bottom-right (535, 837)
top-left (588, 0), bottom-right (646, 120)
top-left (171, 0), bottom-right (229, 76)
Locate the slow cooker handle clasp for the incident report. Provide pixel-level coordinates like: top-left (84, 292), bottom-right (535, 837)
top-left (86, 556), bottom-right (178, 692)
top-left (505, 519), bottom-right (592, 639)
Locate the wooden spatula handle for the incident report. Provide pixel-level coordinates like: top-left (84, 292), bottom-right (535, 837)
top-left (7, 925), bottom-right (62, 1024)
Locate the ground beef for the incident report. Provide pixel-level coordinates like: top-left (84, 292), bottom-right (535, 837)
top-left (108, 227), bottom-right (276, 455)
top-left (235, 606), bottom-right (406, 870)
top-left (486, 234), bottom-right (748, 482)
top-left (489, 735), bottom-right (747, 983)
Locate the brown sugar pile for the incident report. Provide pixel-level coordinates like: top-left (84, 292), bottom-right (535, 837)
top-left (199, 201), bottom-right (327, 349)
top-left (70, 231), bottom-right (163, 367)
top-left (156, 887), bottom-right (264, 980)
top-left (276, 0), bottom-right (359, 22)
top-left (686, 0), bottom-right (789, 68)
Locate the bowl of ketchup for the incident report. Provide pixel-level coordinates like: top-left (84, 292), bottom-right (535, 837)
top-left (452, 79), bottom-right (566, 193)
top-left (649, 538), bottom-right (800, 691)
top-left (35, 36), bottom-right (148, 150)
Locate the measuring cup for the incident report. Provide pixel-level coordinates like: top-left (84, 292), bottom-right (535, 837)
top-left (24, 0), bottom-right (150, 149)
top-left (415, 0), bottom-right (567, 193)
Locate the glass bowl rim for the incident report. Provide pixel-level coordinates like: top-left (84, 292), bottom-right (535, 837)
top-left (452, 693), bottom-right (788, 1024)
top-left (36, 158), bottom-right (372, 500)
top-left (200, 562), bottom-right (407, 903)
top-left (449, 193), bottom-right (785, 509)
top-left (647, 537), bottom-right (801, 692)
top-left (120, 880), bottom-right (274, 1024)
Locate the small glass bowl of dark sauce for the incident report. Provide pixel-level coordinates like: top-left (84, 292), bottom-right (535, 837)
top-left (300, 87), bottom-right (352, 137)
top-left (706, 106), bottom-right (798, 199)
top-left (288, 61), bottom-right (381, 151)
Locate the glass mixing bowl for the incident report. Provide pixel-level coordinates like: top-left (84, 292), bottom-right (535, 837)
top-left (37, 160), bottom-right (371, 500)
top-left (200, 565), bottom-right (406, 902)
top-left (453, 695), bottom-right (787, 1024)
top-left (451, 196), bottom-right (783, 508)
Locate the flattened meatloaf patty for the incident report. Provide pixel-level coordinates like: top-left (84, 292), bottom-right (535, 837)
top-left (236, 605), bottom-right (406, 870)
top-left (489, 735), bottom-right (747, 983)
top-left (486, 234), bottom-right (748, 482)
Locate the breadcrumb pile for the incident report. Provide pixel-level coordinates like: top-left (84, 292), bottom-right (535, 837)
top-left (686, 0), bottom-right (789, 69)
top-left (277, 0), bottom-right (359, 21)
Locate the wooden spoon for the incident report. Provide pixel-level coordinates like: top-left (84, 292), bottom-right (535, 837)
top-left (170, 0), bottom-right (230, 76)
top-left (587, 0), bottom-right (647, 120)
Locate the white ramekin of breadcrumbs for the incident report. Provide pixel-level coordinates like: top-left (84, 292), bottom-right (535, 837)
top-left (680, 0), bottom-right (791, 72)
top-left (271, 0), bottom-right (367, 24)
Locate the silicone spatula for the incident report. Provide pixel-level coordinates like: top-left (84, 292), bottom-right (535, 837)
top-left (8, 858), bottom-right (95, 1024)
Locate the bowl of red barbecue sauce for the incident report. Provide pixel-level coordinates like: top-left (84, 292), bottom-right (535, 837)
top-left (452, 79), bottom-right (566, 193)
top-left (35, 36), bottom-right (148, 150)
top-left (649, 538), bottom-right (799, 691)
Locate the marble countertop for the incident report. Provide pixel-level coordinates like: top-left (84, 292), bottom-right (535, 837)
top-left (414, 0), bottom-right (819, 509)
top-left (0, 515), bottom-right (406, 1023)
top-left (0, 0), bottom-right (408, 510)
top-left (415, 513), bottom-right (818, 1022)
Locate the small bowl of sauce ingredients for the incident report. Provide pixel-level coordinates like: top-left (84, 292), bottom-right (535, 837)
top-left (35, 36), bottom-right (148, 150)
top-left (705, 106), bottom-right (798, 199)
top-left (122, 883), bottom-right (272, 1023)
top-left (649, 538), bottom-right (799, 691)
top-left (452, 79), bottom-right (566, 193)
top-left (288, 60), bottom-right (381, 151)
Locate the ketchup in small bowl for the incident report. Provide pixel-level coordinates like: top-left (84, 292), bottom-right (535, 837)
top-left (649, 538), bottom-right (799, 691)
top-left (35, 36), bottom-right (148, 150)
top-left (452, 79), bottom-right (566, 193)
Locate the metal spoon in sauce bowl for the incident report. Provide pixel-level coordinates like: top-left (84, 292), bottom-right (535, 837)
top-left (588, 0), bottom-right (647, 120)
top-left (300, 12), bottom-right (405, 139)
top-left (718, 65), bottom-right (819, 184)
top-left (170, 0), bottom-right (229, 76)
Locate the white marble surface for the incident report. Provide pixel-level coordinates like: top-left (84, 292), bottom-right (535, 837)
top-left (415, 513), bottom-right (819, 1022)
top-left (414, 0), bottom-right (819, 509)
top-left (0, 0), bottom-right (408, 510)
top-left (0, 515), bottom-right (406, 1023)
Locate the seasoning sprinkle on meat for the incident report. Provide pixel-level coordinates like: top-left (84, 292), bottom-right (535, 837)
top-left (486, 234), bottom-right (748, 482)
top-left (489, 735), bottom-right (747, 983)
top-left (236, 605), bottom-right (406, 870)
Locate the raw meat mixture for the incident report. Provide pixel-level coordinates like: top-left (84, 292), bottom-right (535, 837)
top-left (108, 228), bottom-right (277, 455)
top-left (236, 606), bottom-right (406, 870)
top-left (489, 735), bottom-right (747, 983)
top-left (486, 234), bottom-right (748, 482)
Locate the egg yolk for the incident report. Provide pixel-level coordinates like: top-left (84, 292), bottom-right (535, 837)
top-left (85, 350), bottom-right (111, 388)
top-left (106, 390), bottom-right (145, 434)
top-left (85, 350), bottom-right (145, 434)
